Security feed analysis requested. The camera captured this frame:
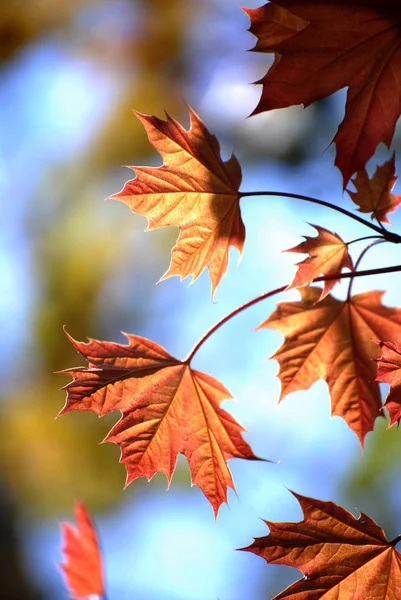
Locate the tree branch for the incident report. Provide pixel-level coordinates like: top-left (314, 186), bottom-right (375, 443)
top-left (185, 263), bottom-right (401, 362)
top-left (240, 191), bottom-right (401, 243)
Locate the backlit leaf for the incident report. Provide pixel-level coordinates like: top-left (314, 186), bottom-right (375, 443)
top-left (258, 287), bottom-right (401, 443)
top-left (376, 340), bottom-right (401, 426)
top-left (59, 331), bottom-right (260, 516)
top-left (244, 2), bottom-right (307, 48)
top-left (347, 156), bottom-right (401, 224)
top-left (242, 491), bottom-right (401, 600)
top-left (286, 224), bottom-right (353, 301)
top-left (244, 1), bottom-right (401, 184)
top-left (111, 106), bottom-right (244, 297)
top-left (60, 501), bottom-right (105, 599)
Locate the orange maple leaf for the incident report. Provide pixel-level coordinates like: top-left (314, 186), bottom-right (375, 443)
top-left (244, 1), bottom-right (401, 184)
top-left (347, 156), bottom-right (401, 224)
top-left (242, 491), bottom-right (401, 600)
top-left (60, 501), bottom-right (105, 600)
top-left (258, 287), bottom-right (401, 444)
top-left (59, 332), bottom-right (260, 516)
top-left (110, 107), bottom-right (244, 298)
top-left (285, 224), bottom-right (353, 301)
top-left (376, 340), bottom-right (401, 427)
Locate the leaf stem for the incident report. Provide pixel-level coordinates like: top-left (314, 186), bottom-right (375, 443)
top-left (184, 284), bottom-right (287, 363)
top-left (239, 191), bottom-right (401, 243)
top-left (390, 533), bottom-right (401, 546)
top-left (347, 239), bottom-right (387, 300)
top-left (372, 209), bottom-right (390, 235)
top-left (346, 235), bottom-right (384, 246)
top-left (185, 263), bottom-right (401, 363)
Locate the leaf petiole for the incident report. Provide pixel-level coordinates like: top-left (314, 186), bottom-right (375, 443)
top-left (184, 284), bottom-right (287, 363)
top-left (346, 235), bottom-right (384, 246)
top-left (346, 239), bottom-right (387, 300)
top-left (372, 209), bottom-right (391, 235)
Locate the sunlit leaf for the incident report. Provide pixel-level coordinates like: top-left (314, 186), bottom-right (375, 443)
top-left (60, 501), bottom-right (105, 599)
top-left (111, 107), bottom-right (244, 297)
top-left (286, 224), bottom-right (353, 301)
top-left (245, 1), bottom-right (401, 183)
top-left (243, 491), bottom-right (401, 600)
top-left (258, 287), bottom-right (401, 443)
top-left (59, 331), bottom-right (261, 516)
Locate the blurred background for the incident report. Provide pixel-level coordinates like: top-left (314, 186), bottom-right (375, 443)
top-left (2, 1), bottom-right (401, 598)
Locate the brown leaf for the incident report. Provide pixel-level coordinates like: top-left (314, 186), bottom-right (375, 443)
top-left (60, 501), bottom-right (105, 599)
top-left (242, 491), bottom-right (401, 600)
top-left (244, 3), bottom-right (307, 48)
top-left (286, 224), bottom-right (353, 301)
top-left (347, 156), bottom-right (401, 224)
top-left (244, 1), bottom-right (401, 184)
top-left (110, 106), bottom-right (244, 297)
top-left (59, 331), bottom-right (260, 516)
top-left (258, 287), bottom-right (401, 444)
top-left (376, 340), bottom-right (401, 426)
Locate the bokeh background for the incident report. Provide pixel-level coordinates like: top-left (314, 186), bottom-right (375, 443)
top-left (2, 1), bottom-right (401, 598)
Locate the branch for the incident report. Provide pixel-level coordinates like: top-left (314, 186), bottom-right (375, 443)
top-left (346, 235), bottom-right (384, 246)
top-left (240, 191), bottom-right (401, 243)
top-left (347, 239), bottom-right (387, 300)
top-left (184, 284), bottom-right (286, 363)
top-left (185, 263), bottom-right (401, 362)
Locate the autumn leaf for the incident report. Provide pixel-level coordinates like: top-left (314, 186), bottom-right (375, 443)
top-left (347, 156), bottom-right (401, 224)
top-left (376, 340), bottom-right (401, 427)
top-left (244, 1), bottom-right (401, 184)
top-left (285, 224), bottom-right (353, 301)
top-left (242, 491), bottom-right (401, 600)
top-left (258, 287), bottom-right (401, 443)
top-left (59, 331), bottom-right (260, 516)
top-left (244, 2), bottom-right (307, 47)
top-left (110, 106), bottom-right (244, 297)
top-left (60, 501), bottom-right (105, 599)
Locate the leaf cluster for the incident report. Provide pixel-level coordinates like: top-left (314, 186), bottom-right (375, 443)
top-left (58, 2), bottom-right (401, 599)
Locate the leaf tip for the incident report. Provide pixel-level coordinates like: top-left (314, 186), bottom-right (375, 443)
top-left (60, 501), bottom-right (105, 599)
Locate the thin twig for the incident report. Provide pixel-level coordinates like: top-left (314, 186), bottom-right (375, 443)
top-left (346, 235), bottom-right (384, 246)
top-left (347, 239), bottom-right (387, 300)
top-left (185, 263), bottom-right (401, 362)
top-left (239, 191), bottom-right (401, 243)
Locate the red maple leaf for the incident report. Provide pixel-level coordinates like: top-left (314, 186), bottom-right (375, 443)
top-left (60, 501), bottom-right (105, 599)
top-left (244, 1), bottom-right (401, 184)
top-left (59, 331), bottom-right (260, 516)
top-left (110, 106), bottom-right (244, 297)
top-left (347, 156), bottom-right (401, 224)
top-left (285, 224), bottom-right (353, 301)
top-left (258, 287), bottom-right (401, 444)
top-left (376, 340), bottom-right (401, 426)
top-left (242, 491), bottom-right (401, 600)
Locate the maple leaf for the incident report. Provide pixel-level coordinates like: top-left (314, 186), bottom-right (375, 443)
top-left (110, 106), bottom-right (244, 298)
top-left (285, 224), bottom-right (353, 301)
top-left (59, 332), bottom-right (260, 516)
top-left (244, 1), bottom-right (401, 184)
top-left (60, 501), bottom-right (105, 600)
top-left (242, 491), bottom-right (401, 600)
top-left (376, 340), bottom-right (401, 427)
top-left (347, 156), bottom-right (401, 224)
top-left (244, 2), bottom-right (308, 47)
top-left (258, 287), bottom-right (401, 444)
